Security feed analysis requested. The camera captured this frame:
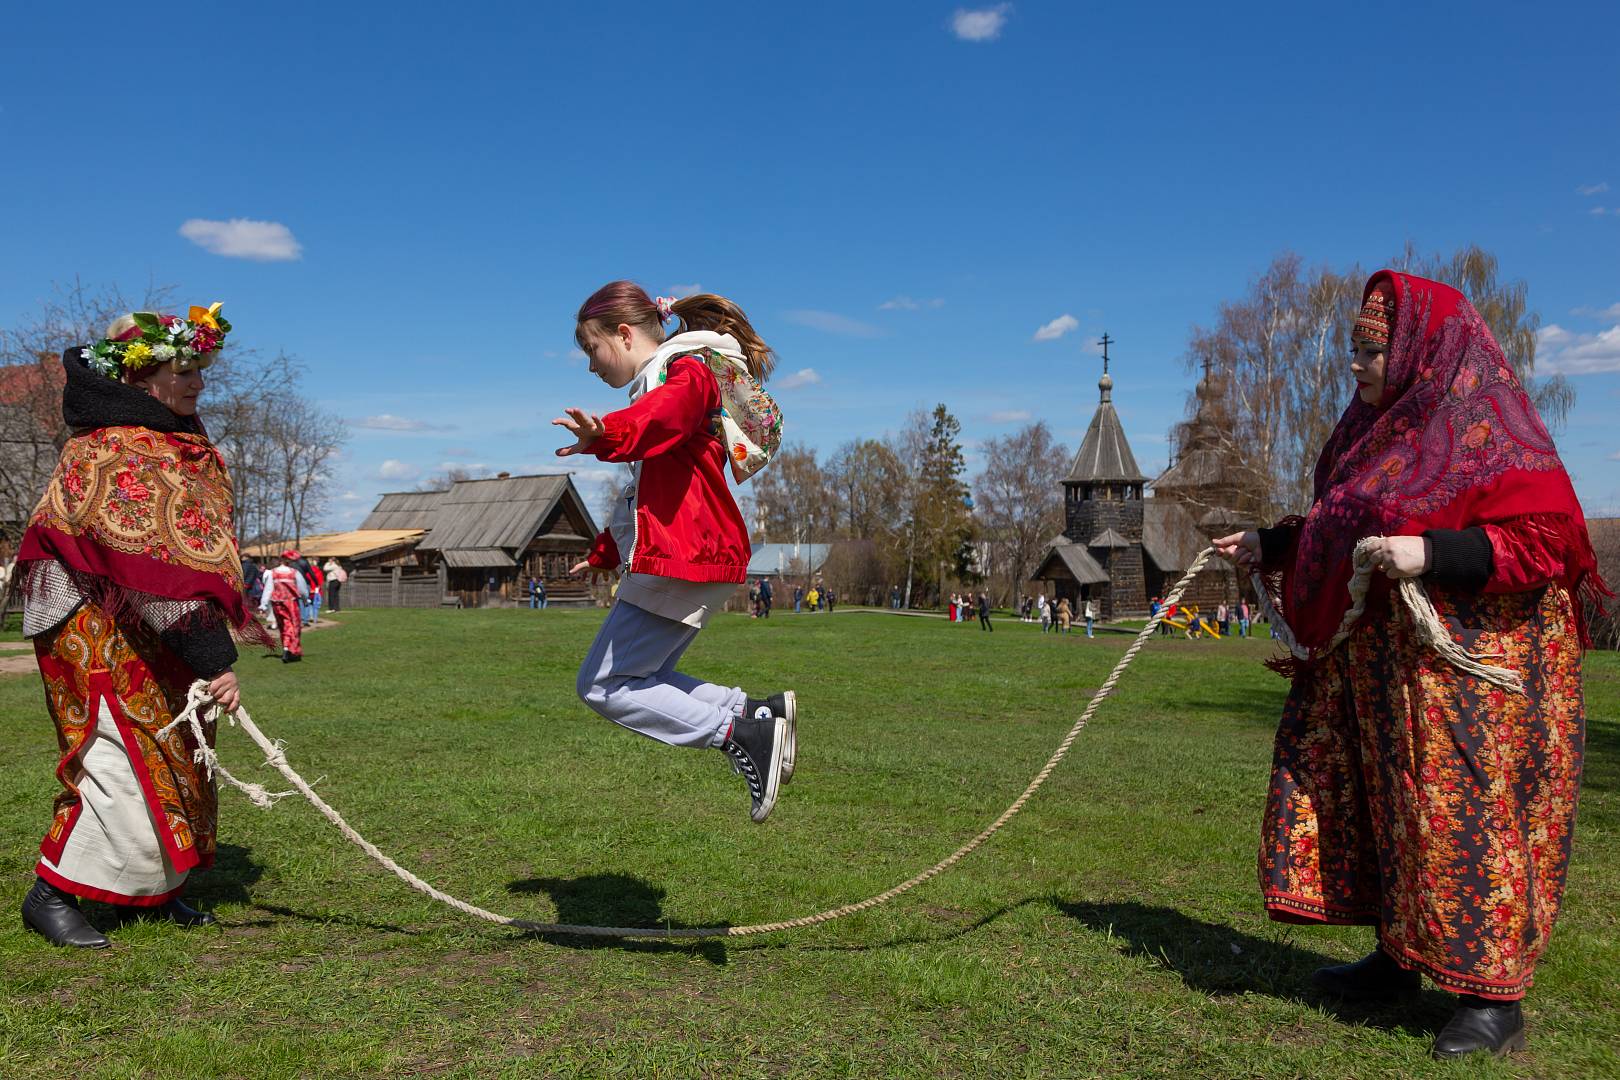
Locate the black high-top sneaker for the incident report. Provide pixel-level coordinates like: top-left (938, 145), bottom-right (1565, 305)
top-left (721, 709), bottom-right (788, 823)
top-left (1431, 996), bottom-right (1526, 1059)
top-left (744, 692), bottom-right (797, 783)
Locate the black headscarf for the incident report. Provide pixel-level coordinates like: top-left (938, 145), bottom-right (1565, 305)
top-left (60, 348), bottom-right (205, 435)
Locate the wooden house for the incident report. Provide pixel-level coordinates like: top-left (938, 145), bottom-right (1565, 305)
top-left (356, 473), bottom-right (600, 607)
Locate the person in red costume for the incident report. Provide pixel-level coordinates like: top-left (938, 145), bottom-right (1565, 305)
top-left (1215, 270), bottom-right (1605, 1060)
top-left (12, 305), bottom-right (273, 949)
top-left (259, 551), bottom-right (308, 662)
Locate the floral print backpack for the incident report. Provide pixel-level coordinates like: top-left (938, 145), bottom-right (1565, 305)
top-left (654, 347), bottom-right (783, 483)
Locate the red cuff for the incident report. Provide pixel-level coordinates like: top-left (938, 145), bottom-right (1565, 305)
top-left (587, 530), bottom-right (620, 569)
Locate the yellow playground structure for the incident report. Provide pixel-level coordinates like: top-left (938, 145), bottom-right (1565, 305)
top-left (1162, 603), bottom-right (1222, 639)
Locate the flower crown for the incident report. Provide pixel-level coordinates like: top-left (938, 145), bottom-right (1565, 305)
top-left (81, 303), bottom-right (232, 379)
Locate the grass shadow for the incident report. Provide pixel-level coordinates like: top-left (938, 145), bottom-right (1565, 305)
top-left (507, 873), bottom-right (728, 965)
top-left (1054, 899), bottom-right (1455, 1038)
top-left (1580, 708), bottom-right (1617, 795)
top-left (189, 842), bottom-right (265, 907)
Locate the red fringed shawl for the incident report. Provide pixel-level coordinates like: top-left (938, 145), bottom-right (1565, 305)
top-left (18, 425), bottom-right (274, 648)
top-left (1282, 270), bottom-right (1601, 654)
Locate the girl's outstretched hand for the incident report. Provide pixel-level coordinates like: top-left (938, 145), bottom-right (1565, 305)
top-left (1213, 530), bottom-right (1261, 569)
top-left (552, 408), bottom-right (605, 457)
top-left (570, 559), bottom-right (615, 583)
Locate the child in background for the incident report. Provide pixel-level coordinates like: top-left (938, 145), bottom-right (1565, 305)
top-left (557, 282), bottom-right (794, 823)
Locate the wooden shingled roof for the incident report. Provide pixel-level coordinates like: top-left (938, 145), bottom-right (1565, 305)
top-left (1065, 374), bottom-right (1148, 485)
top-left (414, 474), bottom-right (593, 554)
top-left (360, 490), bottom-right (447, 532)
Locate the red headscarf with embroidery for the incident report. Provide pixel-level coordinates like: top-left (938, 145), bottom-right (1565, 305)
top-left (1280, 269), bottom-right (1599, 653)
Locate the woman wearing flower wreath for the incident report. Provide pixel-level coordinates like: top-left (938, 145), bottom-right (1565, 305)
top-left (11, 305), bottom-right (273, 948)
top-left (1213, 271), bottom-right (1604, 1059)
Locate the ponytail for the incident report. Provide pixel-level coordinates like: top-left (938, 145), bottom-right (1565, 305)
top-left (669, 294), bottom-right (775, 382)
top-left (575, 282), bottom-right (776, 382)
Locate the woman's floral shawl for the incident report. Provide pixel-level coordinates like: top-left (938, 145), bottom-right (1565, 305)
top-left (15, 350), bottom-right (272, 646)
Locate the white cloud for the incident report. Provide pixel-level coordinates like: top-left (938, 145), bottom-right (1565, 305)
top-left (1537, 322), bottom-right (1620, 374)
top-left (1033, 313), bottom-right (1079, 341)
top-left (1571, 302), bottom-right (1620, 319)
top-left (951, 4), bottom-right (1012, 42)
top-left (351, 414), bottom-right (452, 432)
top-left (1577, 182), bottom-right (1610, 196)
top-left (777, 368), bottom-right (822, 390)
top-left (668, 283), bottom-right (702, 299)
top-left (879, 296), bottom-right (946, 311)
top-left (178, 217), bottom-right (302, 261)
top-left (1588, 206), bottom-right (1612, 216)
top-left (1609, 449), bottom-right (1620, 461)
top-left (337, 490), bottom-right (367, 503)
top-left (784, 309), bottom-right (885, 337)
top-left (377, 459), bottom-right (420, 481)
top-left (988, 409), bottom-right (1032, 423)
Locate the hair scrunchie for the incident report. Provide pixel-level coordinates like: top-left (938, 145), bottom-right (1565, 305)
top-left (654, 296), bottom-right (676, 322)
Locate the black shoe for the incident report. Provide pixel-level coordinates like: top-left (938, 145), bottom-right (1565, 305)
top-left (745, 692), bottom-right (797, 784)
top-left (282, 652), bottom-right (301, 663)
top-left (21, 877), bottom-right (110, 949)
top-left (721, 711), bottom-right (787, 823)
top-left (123, 896), bottom-right (217, 928)
top-left (1432, 996), bottom-right (1526, 1059)
top-left (1311, 948), bottom-right (1421, 1000)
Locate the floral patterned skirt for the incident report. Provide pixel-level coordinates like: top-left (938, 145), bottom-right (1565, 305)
top-left (1260, 584), bottom-right (1583, 1000)
top-left (34, 603), bottom-right (218, 901)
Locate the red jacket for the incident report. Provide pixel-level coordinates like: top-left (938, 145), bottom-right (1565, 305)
top-left (584, 356), bottom-right (751, 583)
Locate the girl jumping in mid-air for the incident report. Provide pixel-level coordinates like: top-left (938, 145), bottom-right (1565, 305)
top-left (555, 281), bottom-right (795, 822)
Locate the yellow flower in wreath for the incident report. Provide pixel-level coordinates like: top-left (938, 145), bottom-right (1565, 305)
top-left (123, 342), bottom-right (153, 367)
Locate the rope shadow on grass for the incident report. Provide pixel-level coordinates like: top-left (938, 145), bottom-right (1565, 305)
top-left (1054, 900), bottom-right (1455, 1038)
top-left (506, 874), bottom-right (728, 965)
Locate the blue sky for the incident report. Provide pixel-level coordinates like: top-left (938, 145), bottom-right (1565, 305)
top-left (4, 1), bottom-right (1618, 526)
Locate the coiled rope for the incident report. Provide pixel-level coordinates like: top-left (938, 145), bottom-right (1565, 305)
top-left (164, 549), bottom-right (1217, 939)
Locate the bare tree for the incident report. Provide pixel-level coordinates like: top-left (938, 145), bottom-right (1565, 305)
top-left (268, 399), bottom-right (347, 543)
top-left (0, 280), bottom-right (174, 532)
top-left (1391, 242), bottom-right (1572, 430)
top-left (824, 438), bottom-right (907, 541)
top-left (750, 444), bottom-right (836, 544)
top-left (974, 420), bottom-right (1069, 604)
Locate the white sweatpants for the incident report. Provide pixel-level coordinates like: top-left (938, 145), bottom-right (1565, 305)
top-left (576, 602), bottom-right (745, 749)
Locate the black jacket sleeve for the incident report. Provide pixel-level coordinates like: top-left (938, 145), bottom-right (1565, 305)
top-left (161, 622), bottom-right (239, 679)
top-left (1258, 526), bottom-right (1294, 567)
top-left (1422, 527), bottom-right (1494, 592)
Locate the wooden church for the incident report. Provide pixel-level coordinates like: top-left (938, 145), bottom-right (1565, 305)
top-left (1032, 340), bottom-right (1239, 618)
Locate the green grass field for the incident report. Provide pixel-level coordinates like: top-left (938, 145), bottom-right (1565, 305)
top-left (1, 609), bottom-right (1615, 1078)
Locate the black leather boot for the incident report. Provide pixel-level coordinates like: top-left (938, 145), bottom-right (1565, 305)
top-left (21, 876), bottom-right (110, 949)
top-left (123, 896), bottom-right (217, 928)
top-left (1431, 995), bottom-right (1526, 1059)
top-left (1311, 948), bottom-right (1420, 999)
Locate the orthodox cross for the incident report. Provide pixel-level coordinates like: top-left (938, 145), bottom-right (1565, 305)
top-left (1201, 354), bottom-right (1214, 380)
top-left (1098, 333), bottom-right (1113, 375)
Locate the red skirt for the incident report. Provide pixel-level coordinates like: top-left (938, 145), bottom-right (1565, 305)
top-left (1260, 585), bottom-right (1583, 999)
